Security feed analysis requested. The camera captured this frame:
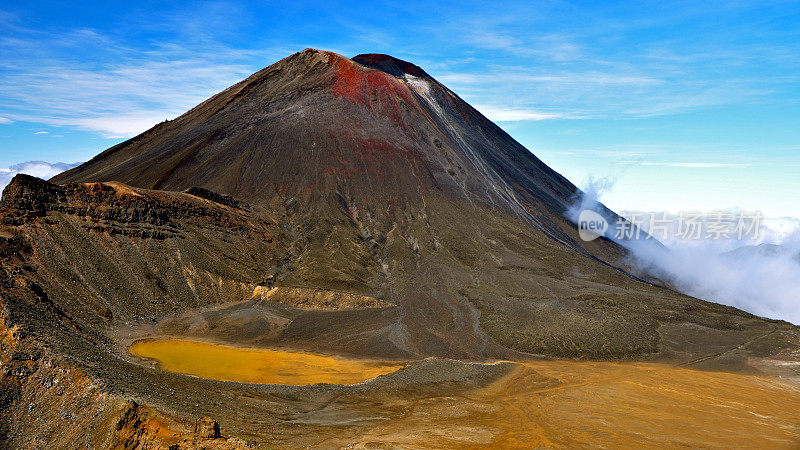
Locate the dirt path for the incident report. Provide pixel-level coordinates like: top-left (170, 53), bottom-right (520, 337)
top-left (677, 328), bottom-right (778, 367)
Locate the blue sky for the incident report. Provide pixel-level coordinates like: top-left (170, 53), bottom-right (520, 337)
top-left (1, 0), bottom-right (799, 217)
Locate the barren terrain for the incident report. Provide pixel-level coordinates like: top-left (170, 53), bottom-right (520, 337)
top-left (1, 49), bottom-right (798, 447)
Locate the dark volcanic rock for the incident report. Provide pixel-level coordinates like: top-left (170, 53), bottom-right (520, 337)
top-left (352, 53), bottom-right (432, 78)
top-left (184, 186), bottom-right (246, 210)
top-left (195, 417), bottom-right (221, 439)
top-left (1, 174), bottom-right (66, 221)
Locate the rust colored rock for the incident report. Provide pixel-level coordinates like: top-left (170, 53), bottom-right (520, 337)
top-left (196, 417), bottom-right (221, 439)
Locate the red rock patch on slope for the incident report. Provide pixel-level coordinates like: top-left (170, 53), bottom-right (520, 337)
top-left (331, 52), bottom-right (424, 126)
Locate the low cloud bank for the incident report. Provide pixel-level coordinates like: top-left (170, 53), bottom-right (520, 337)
top-left (628, 228), bottom-right (800, 325)
top-left (571, 177), bottom-right (800, 325)
top-left (0, 161), bottom-right (80, 193)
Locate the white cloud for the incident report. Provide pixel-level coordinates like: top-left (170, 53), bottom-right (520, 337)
top-left (569, 177), bottom-right (800, 325)
top-left (427, 6), bottom-right (797, 120)
top-left (437, 71), bottom-right (662, 87)
top-left (627, 229), bottom-right (800, 325)
top-left (0, 24), bottom-right (281, 138)
top-left (618, 161), bottom-right (752, 168)
top-left (0, 59), bottom-right (253, 137)
top-left (468, 30), bottom-right (524, 51)
top-left (0, 116), bottom-right (11, 124)
top-left (34, 131), bottom-right (48, 134)
top-left (667, 162), bottom-right (751, 168)
top-left (0, 161), bottom-right (81, 192)
top-left (474, 105), bottom-right (574, 121)
top-left (68, 115), bottom-right (169, 138)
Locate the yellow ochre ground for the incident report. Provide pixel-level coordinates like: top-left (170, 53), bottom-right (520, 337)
top-left (129, 339), bottom-right (403, 385)
top-left (130, 339), bottom-right (800, 448)
top-left (463, 361), bottom-right (800, 448)
top-left (355, 361), bottom-right (800, 449)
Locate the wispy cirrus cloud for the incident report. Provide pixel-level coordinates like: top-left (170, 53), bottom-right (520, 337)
top-left (436, 66), bottom-right (784, 119)
top-left (418, 1), bottom-right (800, 121)
top-left (0, 0), bottom-right (797, 138)
top-left (618, 161), bottom-right (752, 168)
top-left (0, 11), bottom-right (285, 138)
top-left (1, 51), bottom-right (257, 137)
top-left (473, 105), bottom-right (578, 122)
top-left (437, 71), bottom-right (663, 87)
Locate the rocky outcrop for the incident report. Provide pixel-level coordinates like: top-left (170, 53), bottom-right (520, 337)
top-left (252, 285), bottom-right (393, 310)
top-left (0, 174), bottom-right (66, 220)
top-left (0, 303), bottom-right (247, 449)
top-left (184, 187), bottom-right (246, 210)
top-left (1, 175), bottom-right (252, 237)
top-left (194, 417), bottom-right (221, 439)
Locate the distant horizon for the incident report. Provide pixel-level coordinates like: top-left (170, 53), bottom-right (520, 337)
top-left (2, 1), bottom-right (798, 219)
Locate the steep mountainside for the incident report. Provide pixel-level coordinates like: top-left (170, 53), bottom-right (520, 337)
top-left (53, 50), bottom-right (622, 264)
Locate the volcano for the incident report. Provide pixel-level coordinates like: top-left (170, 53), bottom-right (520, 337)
top-left (1, 49), bottom-right (798, 447)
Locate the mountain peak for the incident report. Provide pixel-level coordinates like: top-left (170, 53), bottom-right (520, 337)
top-left (352, 53), bottom-right (431, 79)
top-left (286, 49), bottom-right (431, 79)
top-left (274, 47), bottom-right (349, 71)
top-left (52, 48), bottom-right (577, 217)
